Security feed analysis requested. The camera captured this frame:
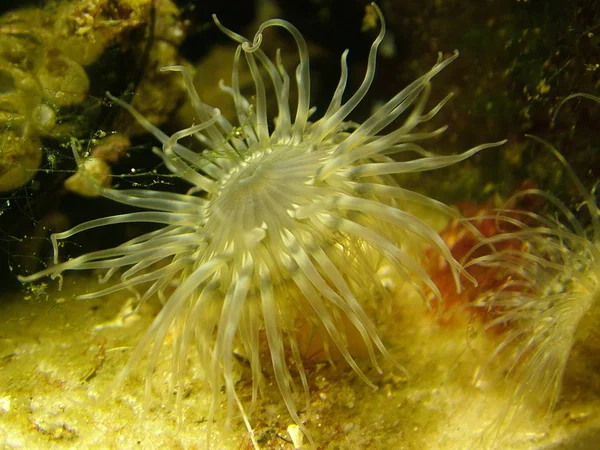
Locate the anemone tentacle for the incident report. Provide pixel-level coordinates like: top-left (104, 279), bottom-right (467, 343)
top-left (466, 120), bottom-right (600, 446)
top-left (19, 3), bottom-right (507, 448)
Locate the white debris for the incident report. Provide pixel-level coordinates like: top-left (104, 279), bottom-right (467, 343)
top-left (287, 424), bottom-right (304, 449)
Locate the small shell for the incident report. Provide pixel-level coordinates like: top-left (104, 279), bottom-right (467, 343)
top-left (64, 156), bottom-right (111, 197)
top-left (286, 424), bottom-right (304, 449)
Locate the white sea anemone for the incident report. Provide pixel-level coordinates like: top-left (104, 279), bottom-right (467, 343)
top-left (20, 3), bottom-right (505, 447)
top-left (467, 112), bottom-right (600, 444)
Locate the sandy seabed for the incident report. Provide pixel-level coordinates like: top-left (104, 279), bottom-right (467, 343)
top-left (1, 272), bottom-right (600, 450)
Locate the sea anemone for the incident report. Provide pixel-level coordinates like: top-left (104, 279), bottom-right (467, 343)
top-left (19, 3), bottom-right (505, 446)
top-left (466, 100), bottom-right (600, 444)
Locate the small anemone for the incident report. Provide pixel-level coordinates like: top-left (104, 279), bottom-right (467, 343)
top-left (20, 3), bottom-right (505, 447)
top-left (467, 95), bottom-right (600, 445)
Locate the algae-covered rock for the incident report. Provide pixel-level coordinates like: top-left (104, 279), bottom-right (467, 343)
top-left (0, 0), bottom-right (188, 194)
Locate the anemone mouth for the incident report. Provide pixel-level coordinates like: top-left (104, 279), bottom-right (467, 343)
top-left (206, 144), bottom-right (325, 235)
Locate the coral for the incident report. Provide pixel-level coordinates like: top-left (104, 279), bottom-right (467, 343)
top-left (19, 3), bottom-right (506, 447)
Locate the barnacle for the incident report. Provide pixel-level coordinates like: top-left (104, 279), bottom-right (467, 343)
top-left (467, 96), bottom-right (600, 445)
top-left (19, 3), bottom-right (505, 446)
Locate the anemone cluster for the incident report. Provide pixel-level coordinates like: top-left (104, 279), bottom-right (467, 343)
top-left (17, 2), bottom-right (599, 449)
